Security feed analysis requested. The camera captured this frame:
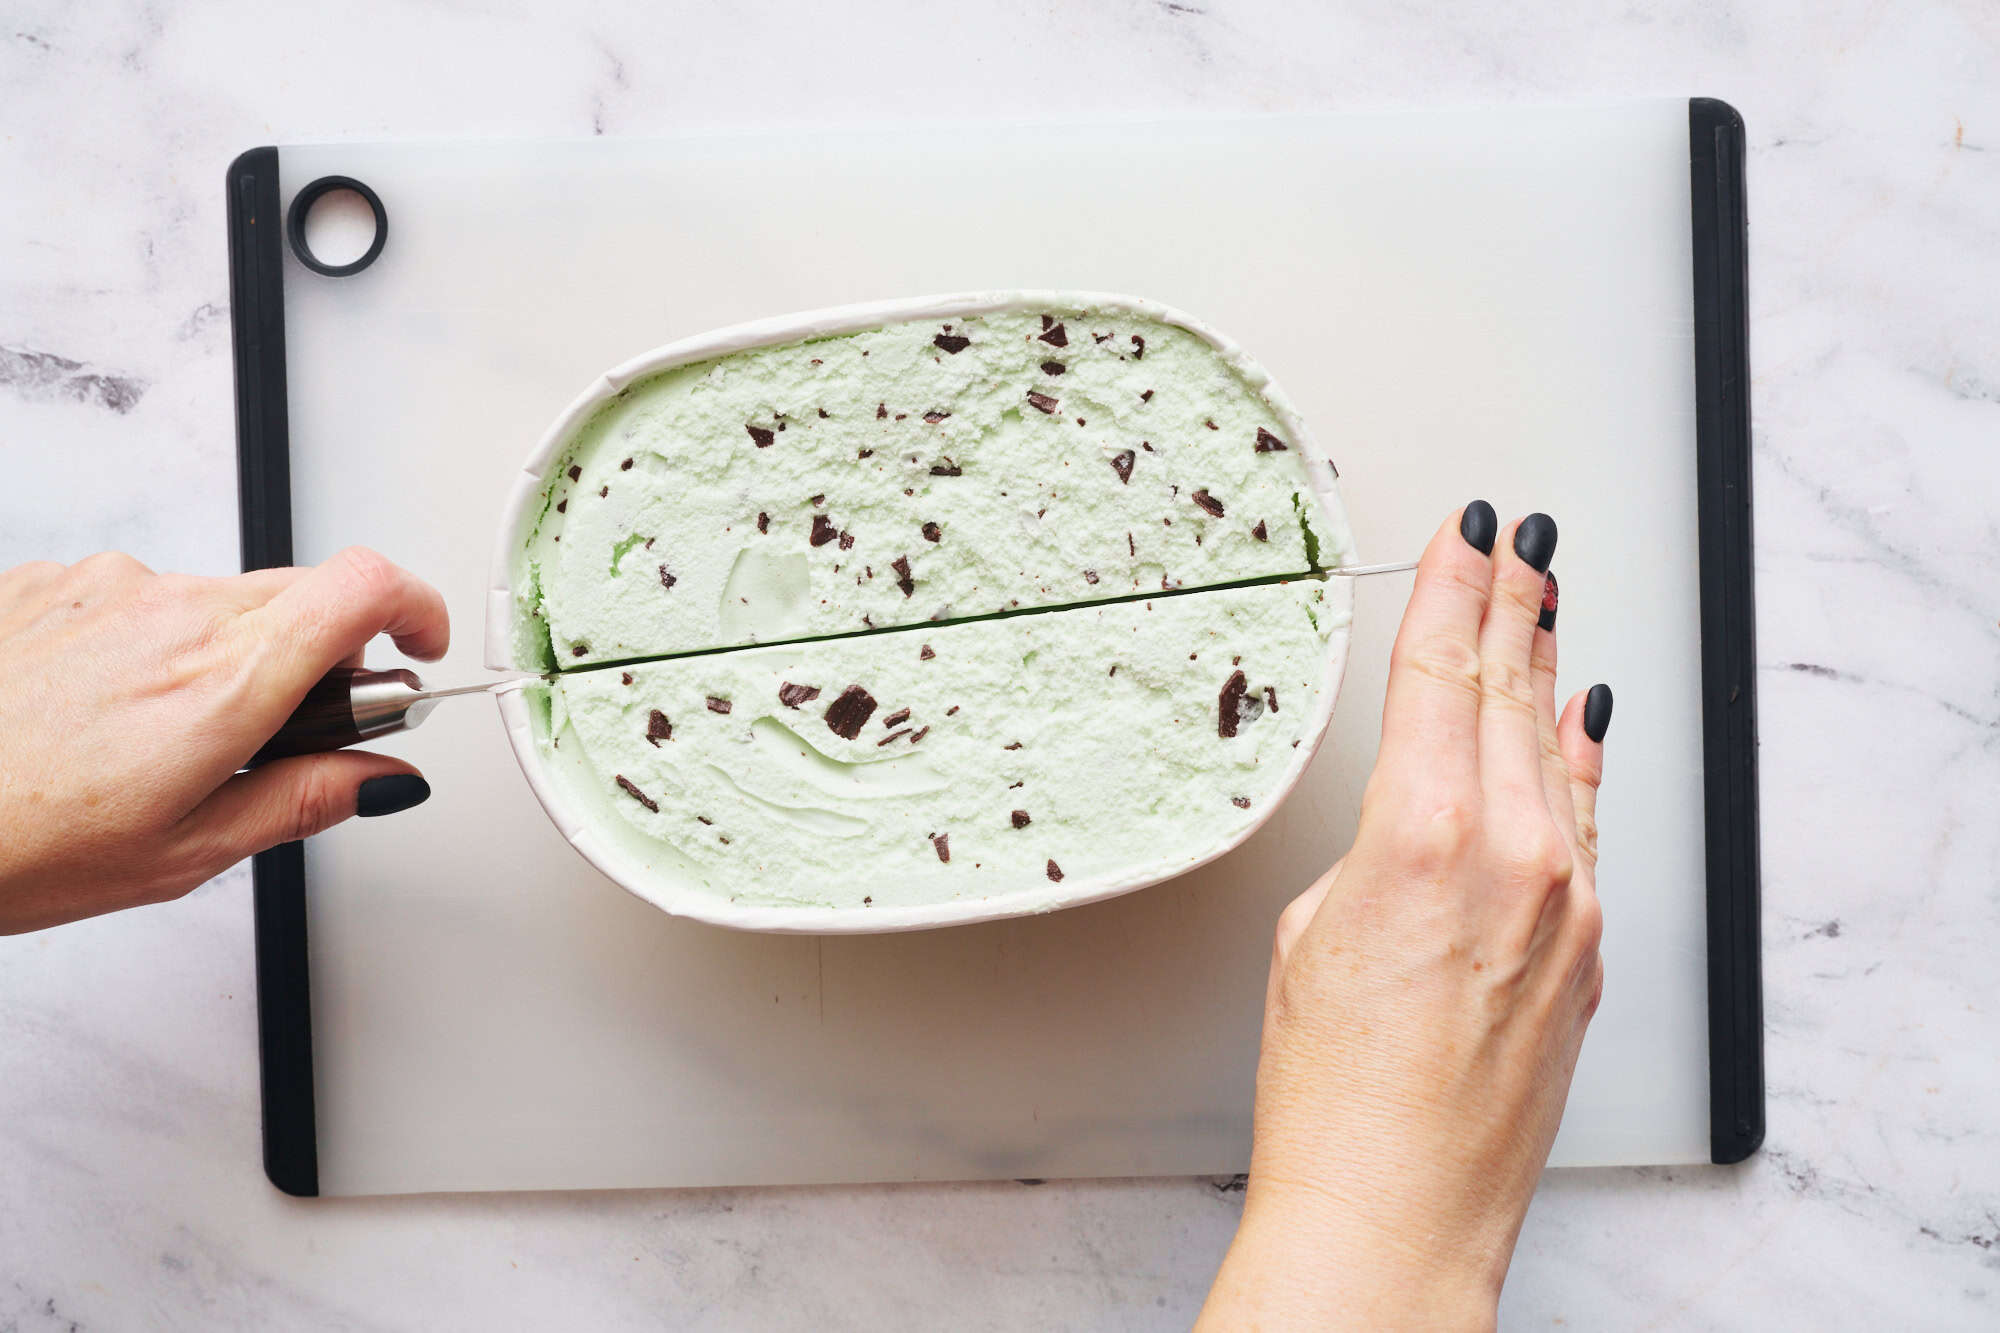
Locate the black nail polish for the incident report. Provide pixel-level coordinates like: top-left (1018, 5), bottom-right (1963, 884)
top-left (1460, 500), bottom-right (1497, 555)
top-left (1514, 512), bottom-right (1558, 573)
top-left (1539, 570), bottom-right (1558, 631)
top-left (357, 773), bottom-right (430, 818)
top-left (1583, 684), bottom-right (1614, 743)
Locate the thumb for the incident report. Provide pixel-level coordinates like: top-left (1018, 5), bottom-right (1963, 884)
top-left (170, 751), bottom-right (430, 884)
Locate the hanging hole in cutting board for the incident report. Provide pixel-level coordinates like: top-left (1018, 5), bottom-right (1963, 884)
top-left (286, 176), bottom-right (387, 276)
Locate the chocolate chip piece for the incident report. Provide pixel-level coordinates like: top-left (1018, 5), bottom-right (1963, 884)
top-left (621, 672), bottom-right (633, 685)
top-left (747, 424), bottom-right (775, 447)
top-left (883, 708), bottom-right (912, 729)
top-left (646, 709), bottom-right (673, 745)
top-left (1076, 418), bottom-right (1086, 426)
top-left (1011, 810), bottom-right (1031, 829)
top-left (1251, 520), bottom-right (1268, 542)
top-left (697, 815), bottom-right (713, 825)
top-left (934, 333), bottom-right (971, 354)
top-left (1140, 441), bottom-right (1154, 452)
top-left (895, 413), bottom-right (907, 421)
top-left (571, 644), bottom-right (588, 656)
top-left (825, 685), bottom-right (878, 739)
top-left (1045, 859), bottom-right (1063, 882)
top-left (891, 554), bottom-right (915, 596)
top-left (930, 832), bottom-right (951, 862)
top-left (810, 514), bottom-right (839, 546)
top-left (1083, 570), bottom-right (1099, 584)
top-left (838, 530), bottom-right (855, 550)
top-left (1218, 670), bottom-right (1250, 738)
top-left (1040, 360), bottom-right (1065, 376)
top-left (1140, 389), bottom-right (1154, 402)
top-left (1192, 489), bottom-right (1225, 517)
top-left (923, 410), bottom-right (950, 423)
top-left (659, 564), bottom-right (677, 590)
top-left (1254, 427), bottom-right (1288, 452)
top-left (757, 511), bottom-right (770, 533)
top-left (876, 402), bottom-right (888, 419)
top-left (1026, 390), bottom-right (1059, 415)
top-left (1130, 334), bottom-right (1145, 359)
top-left (922, 521), bottom-right (942, 543)
top-left (920, 644), bottom-right (936, 660)
top-left (620, 457), bottom-right (634, 470)
top-left (1110, 450), bottom-right (1136, 484)
top-left (878, 729), bottom-right (910, 746)
top-left (930, 458), bottom-right (963, 476)
top-left (818, 408), bottom-right (830, 418)
top-left (778, 682), bottom-right (821, 709)
top-left (863, 895), bottom-right (872, 904)
top-left (1204, 419), bottom-right (1218, 431)
top-left (616, 776), bottom-right (658, 812)
top-left (1231, 796), bottom-right (1251, 809)
top-left (910, 726), bottom-right (929, 743)
top-left (567, 465), bottom-right (581, 481)
top-left (556, 500), bottom-right (567, 513)
top-left (599, 485), bottom-right (609, 497)
top-left (946, 705), bottom-right (959, 715)
top-left (1038, 321), bottom-right (1068, 348)
top-left (1264, 686), bottom-right (1279, 714)
top-left (1003, 741), bottom-right (1022, 751)
top-left (1127, 533), bottom-right (1136, 557)
top-left (706, 696), bottom-right (732, 714)
top-left (810, 493), bottom-right (825, 506)
top-left (858, 448), bottom-right (874, 458)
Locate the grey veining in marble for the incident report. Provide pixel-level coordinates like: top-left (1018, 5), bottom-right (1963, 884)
top-left (2, 1), bottom-right (1997, 1327)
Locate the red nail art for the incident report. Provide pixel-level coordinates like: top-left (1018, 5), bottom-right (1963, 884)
top-left (1539, 571), bottom-right (1558, 631)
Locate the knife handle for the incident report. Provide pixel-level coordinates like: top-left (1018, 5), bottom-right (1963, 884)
top-left (249, 667), bottom-right (427, 765)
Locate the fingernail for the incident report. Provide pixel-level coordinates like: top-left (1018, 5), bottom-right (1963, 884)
top-left (1539, 570), bottom-right (1559, 631)
top-left (357, 773), bottom-right (430, 818)
top-left (1514, 512), bottom-right (1558, 572)
top-left (1584, 684), bottom-right (1614, 743)
top-left (1459, 500), bottom-right (1497, 555)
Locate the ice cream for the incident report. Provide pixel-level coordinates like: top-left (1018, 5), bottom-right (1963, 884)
top-left (510, 303), bottom-right (1351, 670)
top-left (525, 578), bottom-right (1346, 912)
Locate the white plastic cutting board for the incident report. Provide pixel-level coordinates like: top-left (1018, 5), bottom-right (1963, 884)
top-left (276, 102), bottom-right (1709, 1195)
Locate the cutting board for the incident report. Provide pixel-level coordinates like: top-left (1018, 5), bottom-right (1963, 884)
top-left (226, 100), bottom-right (1759, 1196)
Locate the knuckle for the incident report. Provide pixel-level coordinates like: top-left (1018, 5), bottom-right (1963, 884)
top-left (1393, 635), bottom-right (1483, 702)
top-left (1570, 892), bottom-right (1605, 957)
top-left (285, 765), bottom-right (348, 843)
top-left (1502, 825), bottom-right (1573, 891)
top-left (1274, 890), bottom-right (1318, 951)
top-left (1480, 657), bottom-right (1534, 707)
top-left (1585, 956), bottom-right (1606, 1018)
top-left (1390, 800), bottom-right (1477, 872)
top-left (1572, 809), bottom-right (1601, 863)
top-left (335, 545), bottom-right (397, 597)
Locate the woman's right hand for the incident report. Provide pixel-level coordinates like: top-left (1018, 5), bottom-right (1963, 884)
top-left (1202, 504), bottom-right (1612, 1330)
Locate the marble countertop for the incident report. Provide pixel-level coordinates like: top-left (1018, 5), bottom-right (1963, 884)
top-left (3, 2), bottom-right (1995, 1327)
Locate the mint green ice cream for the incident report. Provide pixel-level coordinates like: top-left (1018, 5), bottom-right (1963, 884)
top-left (531, 579), bottom-right (1344, 911)
top-left (514, 305), bottom-right (1350, 669)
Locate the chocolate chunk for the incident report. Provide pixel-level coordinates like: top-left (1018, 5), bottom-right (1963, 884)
top-left (876, 402), bottom-right (888, 419)
top-left (810, 514), bottom-right (840, 546)
top-left (646, 709), bottom-right (673, 745)
top-left (621, 672), bottom-right (634, 685)
top-left (1140, 389), bottom-right (1154, 402)
top-left (863, 895), bottom-right (872, 904)
top-left (878, 729), bottom-right (910, 746)
top-left (571, 644), bottom-right (588, 656)
top-left (706, 696), bottom-right (732, 714)
top-left (811, 493), bottom-right (826, 506)
top-left (923, 410), bottom-right (951, 423)
top-left (934, 333), bottom-right (971, 354)
top-left (1076, 418), bottom-right (1086, 426)
top-left (1130, 334), bottom-right (1146, 359)
top-left (922, 521), bottom-right (942, 543)
top-left (556, 499), bottom-right (567, 513)
top-left (1026, 391), bottom-right (1059, 415)
top-left (1038, 321), bottom-right (1068, 348)
top-left (1205, 419), bottom-right (1218, 431)
top-left (910, 726), bottom-right (929, 743)
top-left (1231, 796), bottom-right (1251, 809)
top-left (615, 776), bottom-right (658, 812)
top-left (930, 832), bottom-right (951, 862)
top-left (1003, 741), bottom-right (1023, 751)
top-left (747, 424), bottom-right (775, 448)
top-left (838, 530), bottom-right (855, 550)
top-left (697, 815), bottom-right (713, 825)
top-left (1192, 489), bottom-right (1225, 517)
top-left (858, 448), bottom-right (874, 458)
top-left (883, 708), bottom-right (912, 728)
top-left (1045, 860), bottom-right (1063, 882)
top-left (1127, 533), bottom-right (1136, 557)
top-left (824, 685), bottom-right (878, 739)
top-left (1040, 360), bottom-right (1065, 376)
top-left (1041, 314), bottom-right (1053, 330)
top-left (895, 414), bottom-right (907, 421)
top-left (1141, 441), bottom-right (1154, 452)
top-left (777, 420), bottom-right (786, 431)
top-left (1251, 520), bottom-right (1268, 542)
top-left (757, 511), bottom-right (770, 533)
top-left (659, 564), bottom-right (677, 590)
top-left (1110, 449), bottom-right (1136, 484)
top-left (620, 457), bottom-right (634, 470)
top-left (1011, 810), bottom-right (1031, 829)
top-left (567, 465), bottom-right (581, 481)
top-left (1083, 570), bottom-right (1099, 584)
top-left (1254, 427), bottom-right (1288, 452)
top-left (891, 554), bottom-right (915, 596)
top-left (778, 682), bottom-right (822, 709)
top-left (920, 644), bottom-right (936, 660)
top-left (1264, 686), bottom-right (1279, 713)
top-left (1218, 670), bottom-right (1250, 738)
top-left (946, 705), bottom-right (959, 715)
top-left (818, 408), bottom-right (830, 418)
top-left (599, 485), bottom-right (609, 498)
top-left (930, 459), bottom-right (963, 476)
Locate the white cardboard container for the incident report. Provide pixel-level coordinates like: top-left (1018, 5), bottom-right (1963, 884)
top-left (486, 292), bottom-right (1356, 934)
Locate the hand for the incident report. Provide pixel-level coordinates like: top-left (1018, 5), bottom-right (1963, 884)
top-left (0, 547), bottom-right (449, 934)
top-left (1201, 504), bottom-right (1612, 1330)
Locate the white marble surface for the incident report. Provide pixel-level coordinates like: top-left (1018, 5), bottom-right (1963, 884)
top-left (1, 1), bottom-right (1995, 1327)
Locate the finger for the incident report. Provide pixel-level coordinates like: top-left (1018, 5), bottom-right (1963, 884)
top-left (1556, 684), bottom-right (1611, 876)
top-left (1477, 513), bottom-right (1557, 811)
top-left (223, 565), bottom-right (313, 608)
top-left (167, 751), bottom-right (432, 885)
top-left (1376, 502), bottom-right (1499, 793)
top-left (245, 547), bottom-right (451, 699)
top-left (1530, 570), bottom-right (1575, 835)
